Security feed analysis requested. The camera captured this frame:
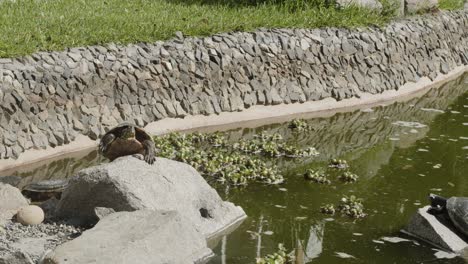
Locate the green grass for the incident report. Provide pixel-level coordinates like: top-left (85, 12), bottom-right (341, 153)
top-left (0, 0), bottom-right (398, 58)
top-left (438, 0), bottom-right (465, 10)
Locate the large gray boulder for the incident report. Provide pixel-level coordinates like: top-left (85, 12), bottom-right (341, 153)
top-left (43, 210), bottom-right (213, 264)
top-left (405, 0), bottom-right (438, 14)
top-left (0, 183), bottom-right (28, 226)
top-left (402, 206), bottom-right (468, 252)
top-left (55, 157), bottom-right (246, 238)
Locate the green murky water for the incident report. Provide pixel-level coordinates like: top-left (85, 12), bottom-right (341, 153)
top-left (2, 74), bottom-right (468, 263)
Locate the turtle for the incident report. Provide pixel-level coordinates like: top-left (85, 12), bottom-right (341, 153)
top-left (428, 193), bottom-right (468, 237)
top-left (99, 122), bottom-right (156, 164)
top-left (21, 179), bottom-right (69, 202)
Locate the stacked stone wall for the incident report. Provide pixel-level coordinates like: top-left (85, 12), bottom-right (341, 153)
top-left (0, 11), bottom-right (467, 159)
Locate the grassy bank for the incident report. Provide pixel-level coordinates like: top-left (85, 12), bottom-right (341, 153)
top-left (0, 0), bottom-right (397, 58)
top-left (0, 0), bottom-right (464, 58)
top-left (439, 0), bottom-right (465, 9)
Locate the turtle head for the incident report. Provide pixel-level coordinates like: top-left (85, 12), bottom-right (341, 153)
top-left (120, 125), bottom-right (136, 139)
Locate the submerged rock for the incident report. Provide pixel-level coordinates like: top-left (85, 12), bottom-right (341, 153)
top-left (55, 156), bottom-right (247, 238)
top-left (403, 206), bottom-right (468, 252)
top-left (43, 210), bottom-right (213, 264)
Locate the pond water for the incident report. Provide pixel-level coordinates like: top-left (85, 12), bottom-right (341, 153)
top-left (2, 74), bottom-right (468, 263)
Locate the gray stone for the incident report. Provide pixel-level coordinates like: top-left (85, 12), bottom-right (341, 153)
top-left (0, 250), bottom-right (34, 264)
top-left (43, 210), bottom-right (213, 264)
top-left (92, 207), bottom-right (115, 221)
top-left (0, 183), bottom-right (28, 226)
top-left (336, 0), bottom-right (383, 10)
top-left (403, 206), bottom-right (468, 252)
top-left (55, 157), bottom-right (246, 238)
top-left (406, 0), bottom-right (438, 13)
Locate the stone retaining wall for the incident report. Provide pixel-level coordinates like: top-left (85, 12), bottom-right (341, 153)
top-left (0, 11), bottom-right (467, 160)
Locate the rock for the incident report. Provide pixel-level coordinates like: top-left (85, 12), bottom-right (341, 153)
top-left (336, 0), bottom-right (383, 10)
top-left (39, 197), bottom-right (59, 220)
top-left (405, 0), bottom-right (438, 13)
top-left (93, 207), bottom-right (116, 221)
top-left (16, 205), bottom-right (45, 225)
top-left (55, 157), bottom-right (247, 238)
top-left (0, 251), bottom-right (34, 264)
top-left (0, 183), bottom-right (29, 226)
top-left (402, 206), bottom-right (468, 252)
top-left (0, 176), bottom-right (21, 187)
top-left (43, 210), bottom-right (213, 264)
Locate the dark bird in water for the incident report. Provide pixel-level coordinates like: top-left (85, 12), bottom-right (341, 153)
top-left (99, 122), bottom-right (156, 165)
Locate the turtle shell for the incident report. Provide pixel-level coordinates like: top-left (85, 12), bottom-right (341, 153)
top-left (447, 197), bottom-right (468, 237)
top-left (22, 179), bottom-right (68, 202)
top-left (23, 179), bottom-right (69, 192)
top-left (100, 123), bottom-right (153, 161)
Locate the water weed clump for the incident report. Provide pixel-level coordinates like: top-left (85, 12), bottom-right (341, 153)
top-left (304, 169), bottom-right (331, 184)
top-left (153, 131), bottom-right (318, 185)
top-left (233, 132), bottom-right (319, 158)
top-left (320, 204), bottom-right (336, 215)
top-left (338, 195), bottom-right (366, 219)
top-left (338, 171), bottom-right (359, 183)
top-left (288, 119), bottom-right (313, 132)
top-left (153, 132), bottom-right (284, 185)
top-left (329, 159), bottom-right (349, 169)
top-left (256, 243), bottom-right (292, 264)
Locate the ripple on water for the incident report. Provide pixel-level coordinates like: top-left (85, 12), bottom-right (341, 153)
top-left (392, 121), bottom-right (427, 128)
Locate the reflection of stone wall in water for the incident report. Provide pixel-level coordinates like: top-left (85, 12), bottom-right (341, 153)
top-left (10, 150), bottom-right (104, 187)
top-left (0, 12), bottom-right (466, 160)
top-left (227, 75), bottom-right (467, 164)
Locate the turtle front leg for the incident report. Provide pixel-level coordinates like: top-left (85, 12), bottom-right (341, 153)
top-left (99, 133), bottom-right (115, 154)
top-left (142, 140), bottom-right (156, 165)
top-left (428, 193), bottom-right (447, 214)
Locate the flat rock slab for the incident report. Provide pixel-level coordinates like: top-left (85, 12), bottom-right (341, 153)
top-left (43, 210), bottom-right (213, 264)
top-left (403, 206), bottom-right (468, 252)
top-left (56, 157), bottom-right (247, 238)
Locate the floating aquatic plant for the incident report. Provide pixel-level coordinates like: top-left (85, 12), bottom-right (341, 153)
top-left (320, 204), bottom-right (336, 215)
top-left (288, 119), bottom-right (312, 131)
top-left (338, 195), bottom-right (366, 219)
top-left (153, 131), bottom-right (321, 185)
top-left (256, 243), bottom-right (292, 264)
top-left (338, 171), bottom-right (359, 183)
top-left (329, 159), bottom-right (349, 169)
top-left (304, 169), bottom-right (331, 184)
top-left (233, 132), bottom-right (318, 158)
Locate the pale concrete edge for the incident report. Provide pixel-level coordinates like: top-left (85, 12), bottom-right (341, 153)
top-left (0, 66), bottom-right (466, 172)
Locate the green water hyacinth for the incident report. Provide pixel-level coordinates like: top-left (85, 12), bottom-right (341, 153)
top-left (320, 204), bottom-right (336, 215)
top-left (288, 119), bottom-right (313, 131)
top-left (233, 132), bottom-right (319, 158)
top-left (256, 243), bottom-right (292, 264)
top-left (153, 132), bottom-right (285, 185)
top-left (338, 195), bottom-right (366, 219)
top-left (329, 159), bottom-right (349, 169)
top-left (304, 169), bottom-right (331, 184)
top-left (339, 171), bottom-right (359, 183)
